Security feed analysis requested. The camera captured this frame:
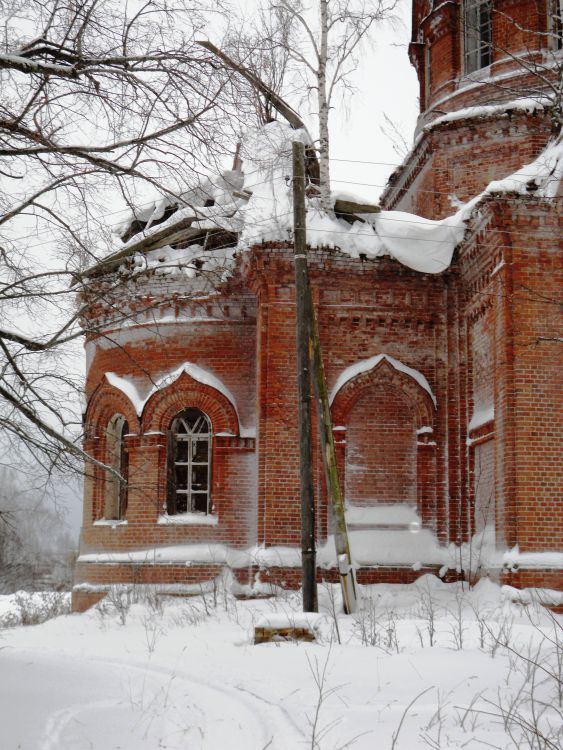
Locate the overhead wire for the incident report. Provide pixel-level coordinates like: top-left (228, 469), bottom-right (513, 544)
top-left (4, 175), bottom-right (562, 259)
top-left (3, 148), bottom-right (562, 245)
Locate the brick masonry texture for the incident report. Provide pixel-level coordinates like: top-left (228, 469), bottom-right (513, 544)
top-left (73, 0), bottom-right (562, 609)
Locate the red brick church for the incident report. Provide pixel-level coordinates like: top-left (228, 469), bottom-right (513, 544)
top-left (73, 0), bottom-right (562, 611)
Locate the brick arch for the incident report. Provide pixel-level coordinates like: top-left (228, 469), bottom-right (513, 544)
top-left (331, 358), bottom-right (435, 431)
top-left (85, 379), bottom-right (140, 437)
top-left (141, 371), bottom-right (239, 435)
top-left (330, 358), bottom-right (437, 510)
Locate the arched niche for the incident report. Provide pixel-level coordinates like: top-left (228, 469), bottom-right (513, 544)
top-left (331, 357), bottom-right (436, 513)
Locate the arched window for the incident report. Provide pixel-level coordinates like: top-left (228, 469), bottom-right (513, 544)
top-left (463, 0), bottom-right (492, 73)
top-left (167, 408), bottom-right (212, 515)
top-left (104, 414), bottom-right (128, 520)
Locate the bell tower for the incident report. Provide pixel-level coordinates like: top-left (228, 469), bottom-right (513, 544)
top-left (410, 0), bottom-right (560, 122)
top-left (382, 0), bottom-right (560, 216)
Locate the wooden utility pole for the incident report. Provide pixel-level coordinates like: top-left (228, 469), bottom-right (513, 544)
top-left (292, 141), bottom-right (317, 613)
top-left (307, 299), bottom-right (357, 614)
top-left (292, 140), bottom-right (356, 614)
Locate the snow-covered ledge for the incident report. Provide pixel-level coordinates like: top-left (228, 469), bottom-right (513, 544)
top-left (93, 519), bottom-right (128, 528)
top-left (329, 353), bottom-right (437, 407)
top-left (106, 363), bottom-right (239, 418)
top-left (158, 513), bottom-right (218, 527)
top-left (468, 405), bottom-right (494, 433)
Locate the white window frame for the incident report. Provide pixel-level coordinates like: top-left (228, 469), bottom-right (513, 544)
top-left (168, 408), bottom-right (212, 515)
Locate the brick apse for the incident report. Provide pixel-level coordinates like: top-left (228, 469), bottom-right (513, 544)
top-left (73, 0), bottom-right (562, 611)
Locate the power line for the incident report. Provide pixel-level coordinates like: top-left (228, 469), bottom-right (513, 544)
top-left (2, 160), bottom-right (561, 258)
top-left (3, 155), bottom-right (562, 246)
top-left (5, 180), bottom-right (561, 257)
top-left (4, 207), bottom-right (562, 266)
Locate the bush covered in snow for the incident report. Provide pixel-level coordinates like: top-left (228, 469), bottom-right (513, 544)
top-left (0, 591), bottom-right (71, 628)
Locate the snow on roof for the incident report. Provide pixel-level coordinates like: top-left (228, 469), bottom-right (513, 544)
top-left (236, 121), bottom-right (465, 273)
top-left (106, 362), bottom-right (239, 419)
top-left (97, 119), bottom-right (561, 285)
top-left (329, 353), bottom-right (437, 406)
top-left (425, 96), bottom-right (551, 131)
top-left (485, 136), bottom-right (563, 198)
top-left (113, 169), bottom-right (246, 240)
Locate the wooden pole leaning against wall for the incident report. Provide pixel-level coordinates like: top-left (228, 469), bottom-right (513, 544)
top-left (307, 287), bottom-right (358, 615)
top-left (292, 141), bottom-right (318, 613)
top-left (292, 140), bottom-right (357, 615)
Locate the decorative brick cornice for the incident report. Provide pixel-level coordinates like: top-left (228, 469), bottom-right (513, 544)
top-left (141, 370), bottom-right (239, 435)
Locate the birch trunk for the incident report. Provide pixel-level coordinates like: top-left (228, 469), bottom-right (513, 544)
top-left (317, 0), bottom-right (332, 212)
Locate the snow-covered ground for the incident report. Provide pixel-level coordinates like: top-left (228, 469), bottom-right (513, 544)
top-left (1, 577), bottom-right (561, 750)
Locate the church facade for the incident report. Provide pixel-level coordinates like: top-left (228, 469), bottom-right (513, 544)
top-left (73, 0), bottom-right (562, 611)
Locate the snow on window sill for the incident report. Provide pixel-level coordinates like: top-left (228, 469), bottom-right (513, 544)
top-left (157, 513), bottom-right (218, 527)
top-left (93, 519), bottom-right (128, 528)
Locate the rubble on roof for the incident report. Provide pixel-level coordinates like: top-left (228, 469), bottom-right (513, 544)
top-left (81, 122), bottom-right (562, 285)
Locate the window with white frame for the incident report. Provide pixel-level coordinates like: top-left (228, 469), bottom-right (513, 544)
top-left (167, 408), bottom-right (212, 515)
top-left (464, 0), bottom-right (492, 73)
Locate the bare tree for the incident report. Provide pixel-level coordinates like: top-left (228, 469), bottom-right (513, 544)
top-left (226, 0), bottom-right (397, 210)
top-left (0, 0), bottom-right (246, 472)
top-left (0, 468), bottom-right (75, 592)
top-left (223, 5), bottom-right (295, 126)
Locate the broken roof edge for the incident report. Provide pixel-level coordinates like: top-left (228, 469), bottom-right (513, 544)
top-left (73, 201), bottom-right (380, 288)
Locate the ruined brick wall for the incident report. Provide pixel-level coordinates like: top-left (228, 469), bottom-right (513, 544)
top-left (78, 274), bottom-right (259, 556)
top-left (74, 0), bottom-right (562, 603)
top-left (76, 242), bottom-right (459, 600)
top-left (383, 111), bottom-right (553, 219)
top-left (380, 0), bottom-right (561, 586)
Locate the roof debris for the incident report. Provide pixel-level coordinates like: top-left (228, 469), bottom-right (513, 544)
top-left (80, 121), bottom-right (562, 285)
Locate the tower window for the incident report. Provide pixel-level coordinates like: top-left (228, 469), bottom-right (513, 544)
top-left (464, 0), bottom-right (492, 73)
top-left (551, 0), bottom-right (563, 49)
top-left (167, 408), bottom-right (212, 515)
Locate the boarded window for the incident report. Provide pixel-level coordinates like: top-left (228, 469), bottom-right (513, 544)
top-left (167, 408), bottom-right (212, 515)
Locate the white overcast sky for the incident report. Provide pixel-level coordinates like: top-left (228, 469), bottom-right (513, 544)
top-left (228, 0), bottom-right (420, 202)
top-left (323, 1), bottom-right (419, 203)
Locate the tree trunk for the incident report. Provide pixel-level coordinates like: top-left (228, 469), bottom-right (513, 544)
top-left (317, 0), bottom-right (332, 212)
